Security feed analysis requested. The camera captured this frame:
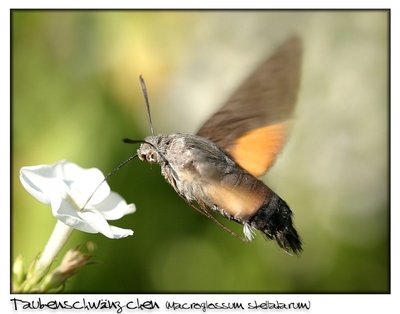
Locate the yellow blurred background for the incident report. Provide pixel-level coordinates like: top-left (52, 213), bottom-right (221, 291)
top-left (12, 10), bottom-right (388, 293)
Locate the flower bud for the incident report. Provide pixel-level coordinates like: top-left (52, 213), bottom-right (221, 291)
top-left (40, 247), bottom-right (92, 292)
top-left (12, 255), bottom-right (26, 290)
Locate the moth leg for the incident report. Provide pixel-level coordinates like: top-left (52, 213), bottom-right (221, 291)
top-left (189, 203), bottom-right (247, 242)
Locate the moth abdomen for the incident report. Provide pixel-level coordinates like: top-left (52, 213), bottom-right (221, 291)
top-left (249, 192), bottom-right (302, 255)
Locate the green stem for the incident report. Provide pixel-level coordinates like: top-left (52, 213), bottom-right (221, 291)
top-left (21, 221), bottom-right (73, 292)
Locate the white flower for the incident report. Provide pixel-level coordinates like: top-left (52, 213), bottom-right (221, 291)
top-left (20, 160), bottom-right (135, 239)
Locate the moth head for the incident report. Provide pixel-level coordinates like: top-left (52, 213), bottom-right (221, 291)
top-left (137, 135), bottom-right (173, 164)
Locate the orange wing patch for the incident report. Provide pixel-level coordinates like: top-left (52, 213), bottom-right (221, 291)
top-left (207, 184), bottom-right (266, 220)
top-left (228, 122), bottom-right (287, 177)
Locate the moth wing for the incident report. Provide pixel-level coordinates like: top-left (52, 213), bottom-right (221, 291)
top-left (205, 179), bottom-right (267, 220)
top-left (190, 153), bottom-right (268, 220)
top-left (196, 36), bottom-right (302, 177)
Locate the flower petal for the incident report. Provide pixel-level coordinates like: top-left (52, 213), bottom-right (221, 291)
top-left (96, 191), bottom-right (136, 220)
top-left (108, 225), bottom-right (134, 239)
top-left (53, 198), bottom-right (98, 233)
top-left (55, 161), bottom-right (110, 207)
top-left (77, 209), bottom-right (118, 238)
top-left (77, 209), bottom-right (134, 239)
top-left (20, 164), bottom-right (61, 205)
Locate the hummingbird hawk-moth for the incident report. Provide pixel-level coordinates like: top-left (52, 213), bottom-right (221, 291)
top-left (127, 36), bottom-right (303, 255)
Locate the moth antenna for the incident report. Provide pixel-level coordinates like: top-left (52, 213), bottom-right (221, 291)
top-left (80, 153), bottom-right (138, 211)
top-left (139, 75), bottom-right (155, 136)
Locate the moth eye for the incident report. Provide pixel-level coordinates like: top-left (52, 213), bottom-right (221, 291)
top-left (148, 152), bottom-right (156, 162)
top-left (138, 153), bottom-right (146, 161)
top-left (165, 139), bottom-right (172, 146)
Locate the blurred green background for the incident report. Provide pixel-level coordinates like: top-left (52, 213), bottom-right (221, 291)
top-left (12, 11), bottom-right (389, 293)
